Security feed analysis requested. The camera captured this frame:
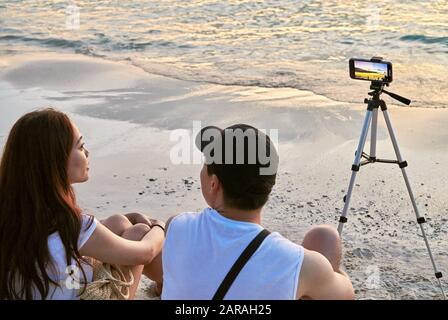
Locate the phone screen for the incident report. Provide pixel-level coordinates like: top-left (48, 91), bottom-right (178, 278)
top-left (349, 59), bottom-right (392, 83)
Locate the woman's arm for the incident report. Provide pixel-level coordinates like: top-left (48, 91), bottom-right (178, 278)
top-left (79, 222), bottom-right (165, 266)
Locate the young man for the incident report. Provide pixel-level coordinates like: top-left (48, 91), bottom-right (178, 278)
top-left (161, 124), bottom-right (354, 300)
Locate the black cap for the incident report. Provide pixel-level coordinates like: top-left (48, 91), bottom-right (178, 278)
top-left (195, 124), bottom-right (278, 198)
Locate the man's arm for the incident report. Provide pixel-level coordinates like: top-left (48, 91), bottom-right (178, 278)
top-left (297, 248), bottom-right (355, 300)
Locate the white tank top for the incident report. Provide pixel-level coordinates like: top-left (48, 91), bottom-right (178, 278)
top-left (162, 208), bottom-right (304, 300)
top-left (30, 214), bottom-right (98, 300)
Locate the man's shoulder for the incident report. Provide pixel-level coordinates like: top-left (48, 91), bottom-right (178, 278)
top-left (264, 232), bottom-right (304, 256)
top-left (172, 209), bottom-right (208, 222)
top-left (166, 208), bottom-right (209, 232)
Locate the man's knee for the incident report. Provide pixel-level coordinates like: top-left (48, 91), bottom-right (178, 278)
top-left (302, 225), bottom-right (342, 271)
top-left (304, 225), bottom-right (341, 245)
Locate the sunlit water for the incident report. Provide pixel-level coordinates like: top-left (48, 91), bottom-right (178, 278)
top-left (0, 0), bottom-right (447, 108)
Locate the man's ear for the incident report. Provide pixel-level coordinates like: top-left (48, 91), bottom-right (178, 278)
top-left (210, 174), bottom-right (221, 194)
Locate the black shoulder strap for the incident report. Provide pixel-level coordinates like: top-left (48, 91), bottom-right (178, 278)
top-left (212, 229), bottom-right (271, 300)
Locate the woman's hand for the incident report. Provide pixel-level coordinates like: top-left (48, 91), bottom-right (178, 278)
top-left (149, 219), bottom-right (166, 233)
top-left (149, 219), bottom-right (165, 228)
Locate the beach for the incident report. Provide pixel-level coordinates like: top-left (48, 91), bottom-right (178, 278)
top-left (1, 53), bottom-right (447, 299)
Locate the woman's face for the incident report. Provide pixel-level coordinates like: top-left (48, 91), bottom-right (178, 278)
top-left (68, 122), bottom-right (89, 184)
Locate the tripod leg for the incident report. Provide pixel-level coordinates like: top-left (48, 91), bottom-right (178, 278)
top-left (370, 107), bottom-right (379, 159)
top-left (338, 110), bottom-right (373, 235)
top-left (382, 107), bottom-right (446, 299)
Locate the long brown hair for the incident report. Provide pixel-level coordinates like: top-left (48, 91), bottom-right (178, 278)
top-left (0, 108), bottom-right (92, 299)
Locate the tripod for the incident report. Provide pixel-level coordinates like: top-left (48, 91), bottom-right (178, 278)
top-left (338, 81), bottom-right (446, 299)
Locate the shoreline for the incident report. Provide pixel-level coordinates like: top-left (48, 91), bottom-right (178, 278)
top-left (1, 52), bottom-right (447, 299)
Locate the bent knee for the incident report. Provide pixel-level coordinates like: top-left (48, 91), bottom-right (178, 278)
top-left (303, 225), bottom-right (342, 271)
top-left (104, 214), bottom-right (130, 225)
top-left (133, 223), bottom-right (151, 234)
top-left (303, 225), bottom-right (341, 247)
top-left (102, 214), bottom-right (133, 234)
top-left (308, 224), bottom-right (339, 237)
top-left (122, 223), bottom-right (151, 241)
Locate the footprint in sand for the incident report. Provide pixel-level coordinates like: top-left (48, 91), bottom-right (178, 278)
top-left (352, 248), bottom-right (374, 259)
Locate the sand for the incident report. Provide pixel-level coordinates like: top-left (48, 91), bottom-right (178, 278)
top-left (1, 53), bottom-right (447, 300)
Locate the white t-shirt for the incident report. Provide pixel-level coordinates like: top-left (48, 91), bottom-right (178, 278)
top-left (31, 214), bottom-right (98, 300)
top-left (162, 208), bottom-right (304, 300)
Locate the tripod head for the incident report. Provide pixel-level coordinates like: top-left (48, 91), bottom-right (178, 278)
top-left (350, 56), bottom-right (411, 106)
top-left (367, 81), bottom-right (411, 105)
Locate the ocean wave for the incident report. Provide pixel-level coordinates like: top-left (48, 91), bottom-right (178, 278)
top-left (400, 35), bottom-right (448, 46)
top-left (0, 35), bottom-right (84, 49)
top-left (110, 40), bottom-right (183, 51)
top-left (0, 33), bottom-right (192, 53)
top-left (126, 58), bottom-right (446, 110)
top-left (1, 31), bottom-right (445, 110)
top-left (1, 0), bottom-right (447, 110)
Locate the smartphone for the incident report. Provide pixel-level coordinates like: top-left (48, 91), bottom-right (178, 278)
top-left (349, 58), bottom-right (393, 83)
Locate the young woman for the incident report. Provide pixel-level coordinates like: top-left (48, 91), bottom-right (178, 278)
top-left (0, 108), bottom-right (164, 300)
